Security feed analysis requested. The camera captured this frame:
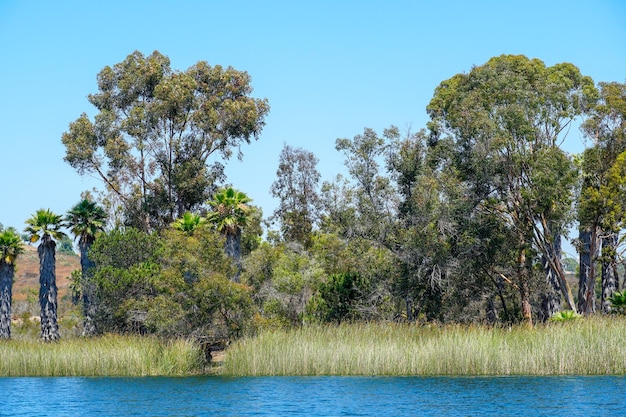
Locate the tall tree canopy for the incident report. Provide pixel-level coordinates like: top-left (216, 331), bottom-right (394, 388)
top-left (427, 55), bottom-right (595, 324)
top-left (62, 50), bottom-right (270, 231)
top-left (270, 144), bottom-right (321, 247)
top-left (331, 127), bottom-right (399, 243)
top-left (578, 81), bottom-right (626, 313)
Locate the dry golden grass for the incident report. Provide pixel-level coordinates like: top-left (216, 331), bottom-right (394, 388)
top-left (13, 245), bottom-right (79, 301)
top-left (0, 334), bottom-right (206, 376)
top-left (221, 317), bottom-right (626, 376)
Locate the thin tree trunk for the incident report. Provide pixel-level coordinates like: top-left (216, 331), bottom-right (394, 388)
top-left (496, 276), bottom-right (509, 321)
top-left (225, 231), bottom-right (242, 282)
top-left (80, 238), bottom-right (98, 336)
top-left (0, 263), bottom-right (14, 339)
top-left (405, 295), bottom-right (413, 321)
top-left (541, 233), bottom-right (562, 320)
top-left (486, 297), bottom-right (497, 324)
top-left (517, 246), bottom-right (533, 326)
top-left (39, 238), bottom-right (59, 342)
top-left (578, 227), bottom-right (598, 315)
top-left (601, 232), bottom-right (619, 314)
top-left (533, 218), bottom-right (576, 311)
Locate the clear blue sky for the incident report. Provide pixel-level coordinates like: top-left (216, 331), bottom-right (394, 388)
top-left (1, 0), bottom-right (625, 252)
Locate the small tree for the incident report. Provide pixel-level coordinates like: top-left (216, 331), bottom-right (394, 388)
top-left (172, 212), bottom-right (206, 235)
top-left (206, 187), bottom-right (254, 280)
top-left (308, 272), bottom-right (363, 324)
top-left (25, 209), bottom-right (66, 341)
top-left (66, 199), bottom-right (107, 336)
top-left (0, 229), bottom-right (24, 339)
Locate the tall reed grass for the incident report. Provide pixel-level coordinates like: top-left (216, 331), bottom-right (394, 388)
top-left (221, 316), bottom-right (626, 376)
top-left (0, 335), bottom-right (205, 376)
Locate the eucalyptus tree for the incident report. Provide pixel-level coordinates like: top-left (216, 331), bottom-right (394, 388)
top-left (25, 209), bottom-right (66, 341)
top-left (206, 187), bottom-right (254, 280)
top-left (578, 82), bottom-right (626, 313)
top-left (62, 50), bottom-right (270, 232)
top-left (333, 127), bottom-right (399, 244)
top-left (427, 55), bottom-right (595, 324)
top-left (385, 129), bottom-right (459, 320)
top-left (66, 199), bottom-right (107, 336)
top-left (270, 145), bottom-right (321, 247)
top-left (0, 229), bottom-right (24, 339)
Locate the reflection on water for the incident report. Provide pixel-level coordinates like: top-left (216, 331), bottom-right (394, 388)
top-left (0, 375), bottom-right (624, 416)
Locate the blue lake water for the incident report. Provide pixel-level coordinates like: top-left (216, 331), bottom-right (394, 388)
top-left (0, 376), bottom-right (624, 416)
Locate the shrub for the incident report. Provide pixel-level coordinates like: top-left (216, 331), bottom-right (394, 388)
top-left (609, 291), bottom-right (626, 314)
top-left (549, 310), bottom-right (581, 322)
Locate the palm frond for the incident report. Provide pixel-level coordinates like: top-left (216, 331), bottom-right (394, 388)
top-left (0, 230), bottom-right (24, 265)
top-left (24, 208), bottom-right (67, 243)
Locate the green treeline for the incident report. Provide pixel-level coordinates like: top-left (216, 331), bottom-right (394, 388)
top-left (1, 51), bottom-right (626, 351)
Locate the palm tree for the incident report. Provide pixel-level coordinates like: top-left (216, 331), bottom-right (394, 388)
top-left (0, 229), bottom-right (24, 339)
top-left (25, 209), bottom-right (66, 342)
top-left (172, 211), bottom-right (206, 234)
top-left (206, 187), bottom-right (253, 281)
top-left (66, 199), bottom-right (107, 336)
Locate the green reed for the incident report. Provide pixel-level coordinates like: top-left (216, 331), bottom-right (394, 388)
top-left (221, 317), bottom-right (626, 376)
top-left (0, 334), bottom-right (206, 376)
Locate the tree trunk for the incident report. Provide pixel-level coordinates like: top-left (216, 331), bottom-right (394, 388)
top-left (225, 231), bottom-right (242, 282)
top-left (39, 238), bottom-right (59, 342)
top-left (405, 295), bottom-right (413, 321)
top-left (80, 238), bottom-right (98, 336)
top-left (517, 247), bottom-right (533, 326)
top-left (601, 232), bottom-right (619, 314)
top-left (495, 275), bottom-right (509, 321)
top-left (578, 227), bottom-right (598, 315)
top-left (486, 297), bottom-right (497, 324)
top-left (533, 219), bottom-right (576, 312)
top-left (0, 262), bottom-right (14, 339)
top-left (541, 233), bottom-right (562, 320)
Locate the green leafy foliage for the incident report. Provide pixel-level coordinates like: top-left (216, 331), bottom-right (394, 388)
top-left (56, 235), bottom-right (75, 255)
top-left (171, 212), bottom-right (206, 234)
top-left (270, 145), bottom-right (321, 247)
top-left (307, 272), bottom-right (364, 324)
top-left (609, 291), bottom-right (626, 315)
top-left (427, 55), bottom-right (593, 323)
top-left (62, 50), bottom-right (270, 230)
top-left (549, 310), bottom-right (582, 322)
top-left (19, 55), bottom-right (626, 336)
top-left (0, 229), bottom-right (24, 265)
top-left (24, 209), bottom-right (66, 244)
top-left (88, 226), bottom-right (252, 339)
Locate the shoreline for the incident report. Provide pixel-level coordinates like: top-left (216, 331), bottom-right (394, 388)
top-left (3, 317), bottom-right (626, 377)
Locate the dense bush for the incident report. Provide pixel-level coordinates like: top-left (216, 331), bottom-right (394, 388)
top-left (87, 227), bottom-right (252, 340)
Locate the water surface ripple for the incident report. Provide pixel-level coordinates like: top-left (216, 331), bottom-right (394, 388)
top-left (0, 376), bottom-right (624, 416)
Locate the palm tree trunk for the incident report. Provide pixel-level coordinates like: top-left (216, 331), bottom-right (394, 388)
top-left (39, 238), bottom-right (60, 341)
top-left (0, 263), bottom-right (14, 339)
top-left (225, 232), bottom-right (242, 282)
top-left (80, 239), bottom-right (98, 336)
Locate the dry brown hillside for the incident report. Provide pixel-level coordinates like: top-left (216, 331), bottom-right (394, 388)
top-left (13, 245), bottom-right (80, 301)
